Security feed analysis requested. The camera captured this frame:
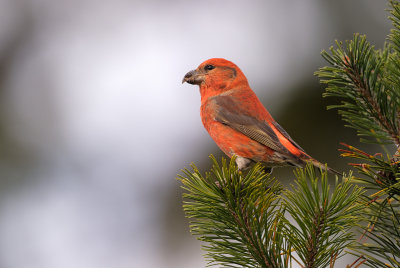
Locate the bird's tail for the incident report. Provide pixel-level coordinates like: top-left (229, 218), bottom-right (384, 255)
top-left (307, 158), bottom-right (342, 176)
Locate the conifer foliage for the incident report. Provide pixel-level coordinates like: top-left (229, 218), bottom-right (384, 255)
top-left (283, 167), bottom-right (362, 268)
top-left (315, 1), bottom-right (400, 266)
top-left (179, 156), bottom-right (289, 268)
top-left (179, 157), bottom-right (362, 268)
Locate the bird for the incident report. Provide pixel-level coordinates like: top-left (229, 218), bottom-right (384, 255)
top-left (182, 58), bottom-right (340, 175)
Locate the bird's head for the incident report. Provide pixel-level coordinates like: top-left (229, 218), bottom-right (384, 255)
top-left (182, 58), bottom-right (249, 97)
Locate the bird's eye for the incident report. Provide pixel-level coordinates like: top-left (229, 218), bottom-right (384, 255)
top-left (204, 64), bottom-right (215, 71)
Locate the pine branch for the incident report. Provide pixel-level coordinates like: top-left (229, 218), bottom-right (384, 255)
top-left (339, 143), bottom-right (400, 197)
top-left (350, 199), bottom-right (400, 268)
top-left (178, 155), bottom-right (289, 268)
top-left (283, 165), bottom-right (364, 268)
top-left (179, 158), bottom-right (363, 267)
top-left (389, 0), bottom-right (400, 54)
top-left (315, 3), bottom-right (400, 264)
top-left (336, 143), bottom-right (400, 267)
top-left (387, 0), bottom-right (400, 154)
top-left (315, 34), bottom-right (400, 148)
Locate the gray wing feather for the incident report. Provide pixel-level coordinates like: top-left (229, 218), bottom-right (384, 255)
top-left (212, 96), bottom-right (289, 154)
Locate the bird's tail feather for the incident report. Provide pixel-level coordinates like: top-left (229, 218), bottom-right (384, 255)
top-left (308, 158), bottom-right (342, 176)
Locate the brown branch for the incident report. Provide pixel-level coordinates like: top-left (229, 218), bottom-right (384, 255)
top-left (292, 255), bottom-right (305, 268)
top-left (228, 201), bottom-right (276, 268)
top-left (346, 65), bottom-right (400, 147)
top-left (329, 251), bottom-right (339, 268)
top-left (305, 206), bottom-right (326, 268)
top-left (347, 255), bottom-right (367, 268)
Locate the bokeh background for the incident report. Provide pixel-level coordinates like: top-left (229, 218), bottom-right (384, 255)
top-left (0, 0), bottom-right (392, 267)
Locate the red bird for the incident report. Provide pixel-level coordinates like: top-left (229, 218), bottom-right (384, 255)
top-left (182, 58), bottom-right (339, 174)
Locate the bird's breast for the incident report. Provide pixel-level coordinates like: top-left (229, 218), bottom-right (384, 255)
top-left (200, 98), bottom-right (218, 132)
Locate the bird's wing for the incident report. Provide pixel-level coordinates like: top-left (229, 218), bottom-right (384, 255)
top-left (272, 121), bottom-right (305, 152)
top-left (212, 95), bottom-right (293, 155)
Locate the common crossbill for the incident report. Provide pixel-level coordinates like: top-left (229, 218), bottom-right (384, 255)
top-left (183, 58), bottom-right (339, 174)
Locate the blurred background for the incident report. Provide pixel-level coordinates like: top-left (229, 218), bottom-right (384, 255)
top-left (0, 0), bottom-right (392, 267)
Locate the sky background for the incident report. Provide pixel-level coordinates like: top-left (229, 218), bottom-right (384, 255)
top-left (0, 0), bottom-right (392, 267)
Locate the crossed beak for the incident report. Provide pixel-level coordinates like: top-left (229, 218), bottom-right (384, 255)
top-left (182, 69), bottom-right (204, 85)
